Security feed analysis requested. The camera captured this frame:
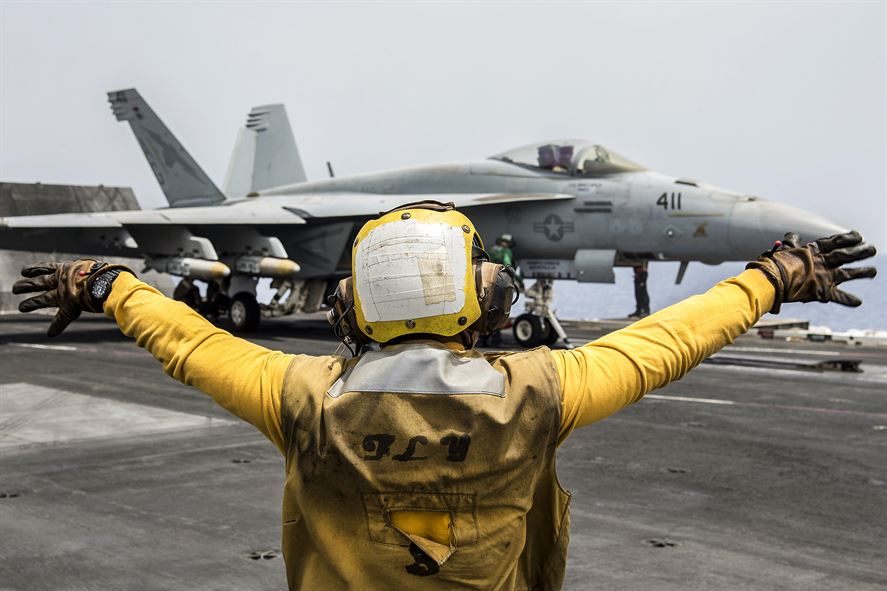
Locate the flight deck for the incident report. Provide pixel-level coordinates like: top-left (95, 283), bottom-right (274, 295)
top-left (1, 314), bottom-right (885, 590)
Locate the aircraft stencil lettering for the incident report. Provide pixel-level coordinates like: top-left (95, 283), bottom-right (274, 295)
top-left (0, 88), bottom-right (846, 347)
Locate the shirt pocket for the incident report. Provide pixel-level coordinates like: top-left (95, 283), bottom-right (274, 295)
top-left (363, 491), bottom-right (478, 566)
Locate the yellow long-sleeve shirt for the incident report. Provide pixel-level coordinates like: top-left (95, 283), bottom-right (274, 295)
top-left (105, 269), bottom-right (773, 448)
top-left (104, 270), bottom-right (773, 547)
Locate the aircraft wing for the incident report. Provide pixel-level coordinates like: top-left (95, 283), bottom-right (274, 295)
top-left (271, 191), bottom-right (576, 219)
top-left (0, 201), bottom-right (306, 260)
top-left (1, 203), bottom-right (307, 228)
top-left (0, 192), bottom-right (572, 275)
top-left (1, 191), bottom-right (570, 228)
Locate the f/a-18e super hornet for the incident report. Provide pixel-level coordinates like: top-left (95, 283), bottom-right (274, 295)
top-left (0, 88), bottom-right (845, 347)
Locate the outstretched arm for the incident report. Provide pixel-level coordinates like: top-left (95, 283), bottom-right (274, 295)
top-left (104, 273), bottom-right (292, 451)
top-left (13, 261), bottom-right (296, 453)
top-left (553, 230), bottom-right (876, 443)
top-left (553, 269), bottom-right (773, 442)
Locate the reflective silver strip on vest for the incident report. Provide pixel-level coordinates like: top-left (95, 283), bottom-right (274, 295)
top-left (327, 344), bottom-right (506, 398)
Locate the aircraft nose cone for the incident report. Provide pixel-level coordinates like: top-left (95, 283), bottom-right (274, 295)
top-left (728, 198), bottom-right (847, 259)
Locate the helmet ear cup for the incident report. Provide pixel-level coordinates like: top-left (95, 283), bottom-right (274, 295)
top-left (473, 262), bottom-right (519, 336)
top-left (326, 277), bottom-right (371, 351)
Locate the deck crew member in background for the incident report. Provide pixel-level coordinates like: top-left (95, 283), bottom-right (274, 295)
top-left (489, 233), bottom-right (515, 268)
top-left (481, 232), bottom-right (518, 346)
top-left (628, 260), bottom-right (651, 319)
top-left (13, 201), bottom-right (876, 591)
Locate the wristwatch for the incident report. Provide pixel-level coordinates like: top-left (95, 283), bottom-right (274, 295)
top-left (89, 267), bottom-right (123, 304)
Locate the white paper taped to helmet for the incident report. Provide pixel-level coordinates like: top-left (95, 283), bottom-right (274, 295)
top-left (355, 219), bottom-right (467, 322)
top-left (350, 205), bottom-right (483, 343)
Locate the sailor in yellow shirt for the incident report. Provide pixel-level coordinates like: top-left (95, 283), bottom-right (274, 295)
top-left (13, 202), bottom-right (876, 591)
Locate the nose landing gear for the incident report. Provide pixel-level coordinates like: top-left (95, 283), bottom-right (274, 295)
top-left (512, 279), bottom-right (572, 349)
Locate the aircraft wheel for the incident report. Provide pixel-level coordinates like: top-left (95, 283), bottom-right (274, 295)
top-left (173, 278), bottom-right (200, 309)
top-left (229, 292), bottom-right (260, 332)
top-left (513, 313), bottom-right (543, 348)
top-left (540, 319), bottom-right (559, 346)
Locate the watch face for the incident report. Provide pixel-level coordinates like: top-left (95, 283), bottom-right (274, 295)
top-left (91, 274), bottom-right (113, 301)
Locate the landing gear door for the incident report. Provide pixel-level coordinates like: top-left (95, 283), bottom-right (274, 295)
top-left (573, 249), bottom-right (616, 283)
top-left (517, 249), bottom-right (615, 283)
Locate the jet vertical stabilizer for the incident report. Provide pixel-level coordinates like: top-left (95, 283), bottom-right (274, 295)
top-left (107, 89), bottom-right (226, 208)
top-left (223, 104), bottom-right (307, 197)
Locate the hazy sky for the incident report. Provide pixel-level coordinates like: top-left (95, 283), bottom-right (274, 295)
top-left (1, 1), bottom-right (884, 245)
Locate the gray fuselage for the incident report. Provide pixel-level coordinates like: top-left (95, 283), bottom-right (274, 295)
top-left (264, 158), bottom-right (843, 274)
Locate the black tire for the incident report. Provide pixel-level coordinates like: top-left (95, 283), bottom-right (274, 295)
top-left (512, 313), bottom-right (543, 348)
top-left (229, 292), bottom-right (260, 332)
top-left (540, 319), bottom-right (559, 346)
top-left (172, 278), bottom-right (200, 309)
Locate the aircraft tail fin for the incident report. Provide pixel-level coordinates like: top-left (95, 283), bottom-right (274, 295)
top-left (107, 88), bottom-right (226, 208)
top-left (223, 104), bottom-right (307, 197)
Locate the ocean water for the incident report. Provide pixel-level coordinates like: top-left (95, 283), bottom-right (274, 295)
top-left (523, 255), bottom-right (887, 332)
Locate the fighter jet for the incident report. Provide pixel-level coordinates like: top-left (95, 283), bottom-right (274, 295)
top-left (0, 88), bottom-right (845, 347)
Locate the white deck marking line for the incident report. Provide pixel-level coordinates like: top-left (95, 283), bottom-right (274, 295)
top-left (645, 394), bottom-right (735, 405)
top-left (8, 343), bottom-right (79, 351)
top-left (646, 393), bottom-right (887, 418)
top-left (724, 346), bottom-right (835, 356)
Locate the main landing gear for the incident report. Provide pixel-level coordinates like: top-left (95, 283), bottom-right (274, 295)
top-left (173, 277), bottom-right (259, 332)
top-left (512, 279), bottom-right (572, 349)
top-left (228, 292), bottom-right (260, 332)
top-left (172, 276), bottom-right (329, 333)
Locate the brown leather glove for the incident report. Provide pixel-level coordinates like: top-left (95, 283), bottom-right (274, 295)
top-left (746, 230), bottom-right (877, 314)
top-left (12, 260), bottom-right (135, 337)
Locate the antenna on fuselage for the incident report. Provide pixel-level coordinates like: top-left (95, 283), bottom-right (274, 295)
top-left (326, 161), bottom-right (335, 178)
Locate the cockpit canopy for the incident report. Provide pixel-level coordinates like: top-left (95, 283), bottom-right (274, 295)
top-left (490, 140), bottom-right (645, 176)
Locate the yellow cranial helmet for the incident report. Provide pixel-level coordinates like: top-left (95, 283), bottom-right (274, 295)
top-left (351, 202), bottom-right (484, 343)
